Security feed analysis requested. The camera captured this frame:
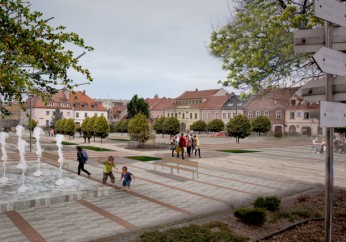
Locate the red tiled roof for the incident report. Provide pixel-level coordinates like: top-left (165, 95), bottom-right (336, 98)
top-left (145, 98), bottom-right (162, 109)
top-left (200, 95), bottom-right (229, 110)
top-left (175, 89), bottom-right (220, 100)
top-left (30, 90), bottom-right (106, 111)
top-left (151, 98), bottom-right (174, 111)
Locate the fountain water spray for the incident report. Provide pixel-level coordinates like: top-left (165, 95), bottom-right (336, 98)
top-left (16, 125), bottom-right (25, 169)
top-left (33, 127), bottom-right (43, 177)
top-left (0, 132), bottom-right (9, 183)
top-left (17, 139), bottom-right (28, 193)
top-left (55, 134), bottom-right (65, 186)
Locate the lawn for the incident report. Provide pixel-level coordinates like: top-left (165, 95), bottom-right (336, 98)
top-left (218, 149), bottom-right (261, 153)
top-left (81, 146), bottom-right (114, 151)
top-left (110, 138), bottom-right (130, 142)
top-left (126, 156), bottom-right (162, 162)
top-left (51, 141), bottom-right (78, 145)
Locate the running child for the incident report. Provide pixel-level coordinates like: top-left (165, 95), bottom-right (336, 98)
top-left (98, 156), bottom-right (117, 185)
top-left (119, 166), bottom-right (135, 191)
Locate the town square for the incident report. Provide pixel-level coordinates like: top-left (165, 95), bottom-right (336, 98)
top-left (1, 0), bottom-right (346, 241)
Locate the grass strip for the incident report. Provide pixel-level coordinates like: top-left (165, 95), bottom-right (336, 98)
top-left (126, 156), bottom-right (162, 162)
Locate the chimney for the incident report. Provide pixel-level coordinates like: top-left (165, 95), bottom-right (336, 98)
top-left (63, 88), bottom-right (69, 100)
top-left (83, 90), bottom-right (86, 95)
top-left (195, 88), bottom-right (198, 91)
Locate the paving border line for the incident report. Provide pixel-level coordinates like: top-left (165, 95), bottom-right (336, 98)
top-left (77, 199), bottom-right (138, 230)
top-left (4, 210), bottom-right (47, 242)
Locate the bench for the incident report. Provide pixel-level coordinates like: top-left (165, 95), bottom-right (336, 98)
top-left (154, 157), bottom-right (198, 179)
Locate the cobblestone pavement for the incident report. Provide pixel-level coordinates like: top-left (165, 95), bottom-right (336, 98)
top-left (0, 133), bottom-right (345, 241)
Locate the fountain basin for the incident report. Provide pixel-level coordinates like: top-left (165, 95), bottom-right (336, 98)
top-left (0, 162), bottom-right (112, 211)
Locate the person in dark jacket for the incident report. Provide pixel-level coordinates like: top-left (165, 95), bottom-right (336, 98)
top-left (76, 146), bottom-right (91, 178)
top-left (179, 132), bottom-right (187, 160)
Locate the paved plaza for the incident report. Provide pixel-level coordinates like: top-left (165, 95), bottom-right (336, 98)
top-left (0, 133), bottom-right (345, 241)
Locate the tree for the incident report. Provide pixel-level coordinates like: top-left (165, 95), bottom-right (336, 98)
top-left (81, 117), bottom-right (92, 143)
top-left (94, 116), bottom-right (109, 143)
top-left (0, 0), bottom-right (93, 116)
top-left (227, 115), bottom-right (252, 144)
top-left (120, 119), bottom-right (130, 134)
top-left (207, 119), bottom-right (225, 132)
top-left (27, 119), bottom-right (37, 131)
top-left (128, 114), bottom-right (150, 148)
top-left (209, 0), bottom-right (323, 93)
top-left (89, 116), bottom-right (97, 142)
top-left (162, 117), bottom-right (180, 135)
top-left (50, 108), bottom-right (63, 127)
top-left (252, 116), bottom-right (271, 136)
top-left (191, 120), bottom-right (207, 133)
top-left (56, 118), bottom-right (66, 134)
top-left (64, 118), bottom-right (76, 139)
top-left (153, 117), bottom-right (166, 137)
top-left (127, 95), bottom-right (150, 119)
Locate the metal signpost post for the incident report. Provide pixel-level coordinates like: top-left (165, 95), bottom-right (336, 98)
top-left (294, 1), bottom-right (346, 240)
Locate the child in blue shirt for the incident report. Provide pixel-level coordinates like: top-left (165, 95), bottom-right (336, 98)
top-left (120, 166), bottom-right (135, 191)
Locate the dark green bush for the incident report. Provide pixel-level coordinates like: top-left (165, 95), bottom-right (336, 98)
top-left (234, 207), bottom-right (266, 226)
top-left (253, 196), bottom-right (281, 211)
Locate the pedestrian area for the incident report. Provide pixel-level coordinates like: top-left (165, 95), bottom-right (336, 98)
top-left (1, 142), bottom-right (344, 242)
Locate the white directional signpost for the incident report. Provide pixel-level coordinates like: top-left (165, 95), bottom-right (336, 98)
top-left (294, 1), bottom-right (346, 241)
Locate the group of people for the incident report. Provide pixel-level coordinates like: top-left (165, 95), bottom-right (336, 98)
top-left (169, 133), bottom-right (201, 159)
top-left (76, 146), bottom-right (135, 190)
top-left (312, 137), bottom-right (326, 154)
top-left (333, 137), bottom-right (346, 154)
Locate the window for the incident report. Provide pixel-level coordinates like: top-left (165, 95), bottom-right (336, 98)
top-left (276, 111), bottom-right (281, 119)
top-left (60, 102), bottom-right (68, 107)
top-left (190, 113), bottom-right (192, 119)
top-left (175, 113), bottom-right (177, 118)
top-left (167, 113), bottom-right (170, 117)
top-left (318, 127), bottom-right (323, 135)
top-left (248, 111), bottom-right (253, 119)
top-left (195, 113), bottom-right (197, 119)
top-left (202, 112), bottom-right (206, 119)
top-left (76, 112), bottom-right (79, 118)
top-left (67, 112), bottom-right (70, 117)
top-left (233, 113), bottom-right (236, 118)
top-left (207, 112), bottom-right (210, 119)
top-left (223, 113), bottom-right (226, 119)
top-left (256, 111), bottom-right (261, 117)
top-left (182, 113), bottom-right (185, 119)
top-left (264, 111), bottom-right (269, 117)
top-left (46, 120), bottom-right (49, 126)
top-left (84, 113), bottom-right (88, 118)
top-left (94, 113), bottom-right (98, 117)
top-left (290, 112), bottom-right (295, 119)
top-left (46, 102), bottom-right (54, 106)
top-left (171, 113), bottom-right (173, 117)
top-left (228, 113), bottom-right (231, 119)
top-left (290, 100), bottom-right (296, 106)
top-left (46, 111), bottom-right (49, 115)
top-left (304, 112), bottom-right (309, 119)
top-left (214, 112), bottom-right (218, 119)
top-left (101, 113), bottom-right (104, 117)
top-left (156, 115), bottom-right (159, 118)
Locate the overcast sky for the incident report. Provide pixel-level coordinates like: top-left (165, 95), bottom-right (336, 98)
top-left (30, 0), bottom-right (233, 100)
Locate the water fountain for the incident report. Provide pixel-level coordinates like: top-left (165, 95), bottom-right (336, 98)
top-left (55, 134), bottom-right (65, 186)
top-left (17, 138), bottom-right (28, 193)
top-left (15, 125), bottom-right (24, 169)
top-left (0, 132), bottom-right (9, 183)
top-left (33, 127), bottom-right (43, 177)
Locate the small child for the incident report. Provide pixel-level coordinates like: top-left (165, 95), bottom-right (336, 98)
top-left (120, 166), bottom-right (135, 191)
top-left (98, 156), bottom-right (117, 185)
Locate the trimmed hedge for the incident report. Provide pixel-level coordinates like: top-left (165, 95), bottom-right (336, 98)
top-left (254, 196), bottom-right (281, 212)
top-left (234, 207), bottom-right (266, 226)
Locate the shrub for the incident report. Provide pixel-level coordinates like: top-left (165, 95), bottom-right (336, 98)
top-left (253, 196), bottom-right (281, 211)
top-left (234, 207), bottom-right (266, 226)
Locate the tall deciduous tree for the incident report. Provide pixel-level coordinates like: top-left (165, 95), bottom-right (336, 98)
top-left (128, 114), bottom-right (150, 148)
top-left (81, 117), bottom-right (92, 143)
top-left (252, 116), bottom-right (271, 136)
top-left (127, 95), bottom-right (150, 119)
top-left (209, 0), bottom-right (323, 93)
top-left (162, 117), bottom-right (180, 135)
top-left (94, 116), bottom-right (109, 143)
top-left (207, 119), bottom-right (225, 132)
top-left (153, 117), bottom-right (166, 137)
top-left (64, 118), bottom-right (76, 139)
top-left (50, 108), bottom-right (63, 127)
top-left (191, 120), bottom-right (207, 133)
top-left (0, 0), bottom-right (93, 116)
top-left (89, 116), bottom-right (97, 142)
top-left (227, 115), bottom-right (252, 144)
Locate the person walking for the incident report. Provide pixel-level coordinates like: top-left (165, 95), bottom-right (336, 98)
top-left (179, 132), bottom-right (187, 160)
top-left (175, 134), bottom-right (181, 158)
top-left (76, 146), bottom-right (91, 178)
top-left (194, 135), bottom-right (201, 158)
top-left (186, 134), bottom-right (192, 158)
top-left (169, 135), bottom-right (175, 157)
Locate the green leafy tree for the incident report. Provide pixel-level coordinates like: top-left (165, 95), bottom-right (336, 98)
top-left (128, 114), bottom-right (150, 148)
top-left (50, 108), bottom-right (64, 127)
top-left (27, 119), bottom-right (37, 131)
top-left (64, 118), bottom-right (76, 139)
top-left (0, 0), bottom-right (93, 116)
top-left (191, 120), bottom-right (207, 133)
top-left (56, 118), bottom-right (66, 134)
top-left (207, 119), bottom-right (225, 132)
top-left (227, 115), bottom-right (252, 144)
top-left (81, 117), bottom-right (92, 143)
top-left (94, 116), bottom-right (109, 143)
top-left (109, 123), bottom-right (116, 133)
top-left (252, 116), bottom-right (271, 136)
top-left (120, 119), bottom-right (130, 134)
top-left (162, 117), bottom-right (180, 135)
top-left (89, 116), bottom-right (97, 142)
top-left (127, 95), bottom-right (150, 119)
top-left (115, 120), bottom-right (123, 132)
top-left (153, 117), bottom-right (166, 137)
top-left (209, 0), bottom-right (323, 92)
